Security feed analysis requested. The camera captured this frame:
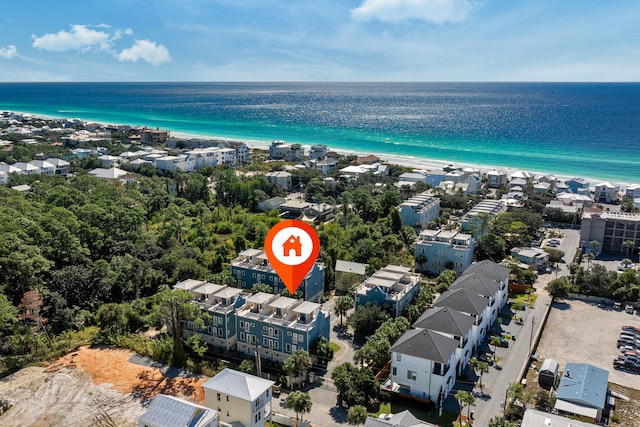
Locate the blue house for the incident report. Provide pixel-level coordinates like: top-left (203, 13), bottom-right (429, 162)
top-left (179, 282), bottom-right (247, 351)
top-left (235, 293), bottom-right (330, 364)
top-left (414, 230), bottom-right (475, 276)
top-left (554, 363), bottom-right (609, 423)
top-left (231, 249), bottom-right (325, 303)
top-left (354, 265), bottom-right (421, 317)
top-left (565, 177), bottom-right (590, 194)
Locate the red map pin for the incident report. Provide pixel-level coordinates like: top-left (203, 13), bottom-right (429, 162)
top-left (264, 219), bottom-right (320, 295)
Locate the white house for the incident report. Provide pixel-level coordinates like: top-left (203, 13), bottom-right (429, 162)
top-left (98, 155), bottom-right (120, 168)
top-left (398, 191), bottom-right (440, 229)
top-left (47, 158), bottom-right (70, 176)
top-left (265, 171), bottom-right (292, 190)
top-left (433, 288), bottom-right (490, 352)
top-left (29, 160), bottom-right (55, 176)
top-left (390, 329), bottom-right (458, 405)
top-left (203, 368), bottom-right (274, 427)
top-left (486, 170), bottom-right (507, 188)
top-left (137, 394), bottom-right (219, 427)
top-left (12, 162), bottom-right (40, 175)
top-left (594, 182), bottom-right (620, 204)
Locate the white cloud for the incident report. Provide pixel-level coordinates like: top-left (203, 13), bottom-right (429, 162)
top-left (0, 45), bottom-right (18, 59)
top-left (118, 40), bottom-right (171, 66)
top-left (32, 24), bottom-right (112, 52)
top-left (351, 0), bottom-right (475, 24)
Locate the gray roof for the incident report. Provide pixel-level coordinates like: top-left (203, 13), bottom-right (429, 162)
top-left (137, 394), bottom-right (219, 427)
top-left (268, 296), bottom-right (297, 309)
top-left (213, 287), bottom-right (243, 299)
top-left (202, 368), bottom-right (274, 401)
top-left (556, 363), bottom-right (608, 410)
top-left (461, 260), bottom-right (510, 283)
top-left (412, 306), bottom-right (474, 337)
top-left (433, 288), bottom-right (489, 316)
top-left (364, 410), bottom-right (439, 427)
top-left (335, 260), bottom-right (368, 275)
top-left (390, 329), bottom-right (459, 363)
top-left (521, 409), bottom-right (597, 427)
top-left (174, 279), bottom-right (206, 291)
top-left (293, 300), bottom-right (320, 315)
top-left (192, 282), bottom-right (224, 295)
top-left (449, 273), bottom-right (501, 297)
top-left (247, 292), bottom-right (274, 305)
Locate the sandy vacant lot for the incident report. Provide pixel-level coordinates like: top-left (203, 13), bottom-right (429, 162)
top-left (0, 347), bottom-right (209, 427)
top-left (536, 298), bottom-right (640, 390)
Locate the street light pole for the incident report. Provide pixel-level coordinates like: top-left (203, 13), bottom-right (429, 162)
top-left (529, 316), bottom-right (536, 358)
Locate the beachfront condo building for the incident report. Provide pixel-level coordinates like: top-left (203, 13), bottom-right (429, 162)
top-left (593, 182), bottom-right (620, 204)
top-left (230, 249), bottom-right (325, 303)
top-left (235, 293), bottom-right (330, 364)
top-left (414, 229), bottom-right (474, 276)
top-left (580, 211), bottom-right (640, 255)
top-left (397, 191), bottom-right (441, 229)
top-left (268, 140), bottom-right (304, 161)
top-left (142, 129), bottom-right (170, 144)
top-left (354, 265), bottom-right (421, 317)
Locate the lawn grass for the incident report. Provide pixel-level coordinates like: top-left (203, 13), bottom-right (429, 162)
top-left (329, 342), bottom-right (341, 353)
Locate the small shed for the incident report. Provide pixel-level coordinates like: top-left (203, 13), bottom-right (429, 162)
top-left (538, 358), bottom-right (559, 388)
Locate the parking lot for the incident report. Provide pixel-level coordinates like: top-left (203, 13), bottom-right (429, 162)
top-left (536, 298), bottom-right (640, 390)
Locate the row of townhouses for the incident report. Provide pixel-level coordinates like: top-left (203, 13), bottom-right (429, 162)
top-left (354, 265), bottom-right (421, 317)
top-left (388, 260), bottom-right (510, 408)
top-left (0, 157), bottom-right (70, 184)
top-left (177, 279), bottom-right (330, 365)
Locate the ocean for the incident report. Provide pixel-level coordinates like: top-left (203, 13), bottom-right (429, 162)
top-left (1, 82), bottom-right (639, 184)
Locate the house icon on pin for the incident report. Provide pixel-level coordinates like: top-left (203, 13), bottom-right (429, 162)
top-left (283, 235), bottom-right (302, 257)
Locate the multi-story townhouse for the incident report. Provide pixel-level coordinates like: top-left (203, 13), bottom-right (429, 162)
top-left (228, 141), bottom-right (249, 165)
top-left (449, 272), bottom-right (502, 328)
top-left (315, 158), bottom-right (338, 175)
top-left (97, 155), bottom-right (120, 168)
top-left (185, 148), bottom-right (219, 169)
top-left (412, 306), bottom-right (474, 375)
top-left (203, 368), bottom-right (274, 427)
top-left (389, 329), bottom-right (459, 407)
top-left (398, 191), bottom-right (441, 229)
top-left (155, 155), bottom-right (196, 172)
top-left (460, 260), bottom-right (510, 311)
top-left (625, 184), bottom-right (640, 200)
top-left (486, 170), bottom-right (507, 188)
top-left (235, 293), bottom-right (330, 364)
top-left (432, 288), bottom-right (490, 353)
top-left (231, 249), bottom-right (324, 303)
top-left (215, 147), bottom-right (238, 166)
top-left (47, 158), bottom-right (70, 176)
top-left (354, 265), bottom-right (421, 317)
top-left (268, 140), bottom-right (304, 162)
top-left (180, 281), bottom-right (247, 352)
top-left (265, 171), bottom-right (292, 190)
top-left (593, 181), bottom-right (620, 204)
top-left (142, 129), bottom-right (170, 144)
top-left (414, 230), bottom-right (474, 276)
top-left (580, 211), bottom-right (640, 254)
top-left (460, 200), bottom-right (507, 236)
top-left (308, 144), bottom-right (328, 160)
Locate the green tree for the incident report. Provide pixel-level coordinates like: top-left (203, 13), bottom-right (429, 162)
top-left (347, 405), bottom-right (368, 426)
top-left (239, 359), bottom-right (256, 375)
top-left (153, 288), bottom-right (208, 366)
top-left (286, 391), bottom-right (312, 421)
top-left (348, 303), bottom-right (390, 335)
top-left (583, 252), bottom-right (595, 270)
top-left (489, 336), bottom-right (503, 363)
top-left (283, 349), bottom-right (313, 389)
top-left (488, 416), bottom-right (517, 427)
top-left (332, 362), bottom-right (380, 407)
top-left (335, 295), bottom-right (354, 326)
top-left (623, 239), bottom-right (635, 257)
top-left (0, 292), bottom-right (19, 336)
top-left (476, 361), bottom-right (489, 391)
top-left (455, 390), bottom-right (475, 426)
top-left (546, 277), bottom-right (571, 299)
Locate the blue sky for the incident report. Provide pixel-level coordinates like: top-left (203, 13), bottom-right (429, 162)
top-left (1, 0), bottom-right (639, 82)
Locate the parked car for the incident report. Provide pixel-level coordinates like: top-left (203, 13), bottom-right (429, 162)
top-left (622, 326), bottom-right (640, 333)
top-left (625, 304), bottom-right (635, 314)
top-left (620, 345), bottom-right (637, 353)
top-left (613, 302), bottom-right (622, 310)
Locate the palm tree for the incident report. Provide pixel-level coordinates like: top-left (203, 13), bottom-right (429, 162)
top-left (584, 253), bottom-right (595, 270)
top-left (334, 295), bottom-right (354, 327)
top-left (347, 405), bottom-right (368, 426)
top-left (490, 336), bottom-right (503, 363)
top-left (455, 390), bottom-right (475, 426)
top-left (590, 240), bottom-right (600, 255)
top-left (623, 239), bottom-right (635, 257)
top-left (286, 391), bottom-right (312, 422)
top-left (476, 361), bottom-right (490, 392)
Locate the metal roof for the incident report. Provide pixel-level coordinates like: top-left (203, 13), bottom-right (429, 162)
top-left (202, 368), bottom-right (274, 401)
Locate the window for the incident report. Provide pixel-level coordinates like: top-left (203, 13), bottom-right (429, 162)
top-left (407, 370), bottom-right (417, 381)
top-left (226, 396), bottom-right (229, 402)
top-left (240, 332), bottom-right (246, 341)
top-left (240, 321), bottom-right (245, 329)
top-left (392, 367), bottom-right (397, 376)
top-left (218, 328), bottom-right (223, 337)
top-left (396, 354), bottom-right (402, 362)
top-left (217, 393), bottom-right (220, 401)
top-left (286, 343), bottom-right (291, 352)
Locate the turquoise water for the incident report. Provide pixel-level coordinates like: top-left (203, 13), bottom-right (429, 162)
top-left (1, 82), bottom-right (639, 184)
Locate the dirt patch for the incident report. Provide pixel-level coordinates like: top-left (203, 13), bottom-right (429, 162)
top-left (0, 346), bottom-right (209, 427)
top-left (48, 346), bottom-right (208, 403)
